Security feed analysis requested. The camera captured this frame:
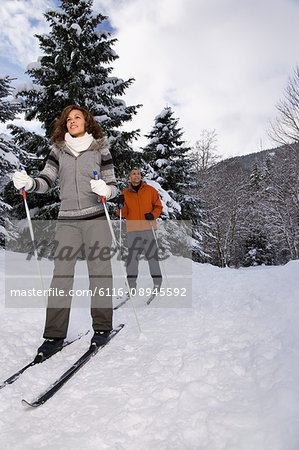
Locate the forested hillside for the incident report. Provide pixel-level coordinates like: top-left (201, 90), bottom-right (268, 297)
top-left (195, 143), bottom-right (298, 267)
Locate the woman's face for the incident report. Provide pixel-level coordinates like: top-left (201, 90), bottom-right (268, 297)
top-left (66, 109), bottom-right (86, 137)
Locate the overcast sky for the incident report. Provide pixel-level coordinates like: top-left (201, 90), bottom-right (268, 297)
top-left (0, 0), bottom-right (298, 158)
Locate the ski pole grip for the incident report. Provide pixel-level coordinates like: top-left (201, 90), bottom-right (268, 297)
top-left (17, 162), bottom-right (27, 197)
top-left (93, 170), bottom-right (105, 204)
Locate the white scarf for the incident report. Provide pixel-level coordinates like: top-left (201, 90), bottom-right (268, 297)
top-left (65, 132), bottom-right (94, 156)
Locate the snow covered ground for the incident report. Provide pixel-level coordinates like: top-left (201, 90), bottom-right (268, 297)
top-left (0, 249), bottom-right (299, 450)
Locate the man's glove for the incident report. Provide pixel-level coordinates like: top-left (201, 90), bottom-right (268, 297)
top-left (145, 212), bottom-right (154, 221)
top-left (12, 169), bottom-right (34, 191)
top-left (90, 179), bottom-right (111, 198)
top-left (118, 194), bottom-right (125, 207)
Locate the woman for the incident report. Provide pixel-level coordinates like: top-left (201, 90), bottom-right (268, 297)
top-left (12, 105), bottom-right (118, 359)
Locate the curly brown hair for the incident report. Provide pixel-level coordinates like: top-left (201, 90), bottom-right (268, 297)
top-left (51, 105), bottom-right (104, 143)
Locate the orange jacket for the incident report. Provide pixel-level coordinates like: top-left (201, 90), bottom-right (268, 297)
top-left (117, 182), bottom-right (163, 232)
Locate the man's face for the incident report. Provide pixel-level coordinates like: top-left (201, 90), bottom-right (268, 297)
top-left (129, 170), bottom-right (142, 186)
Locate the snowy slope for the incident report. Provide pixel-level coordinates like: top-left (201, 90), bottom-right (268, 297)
top-left (0, 250), bottom-right (299, 450)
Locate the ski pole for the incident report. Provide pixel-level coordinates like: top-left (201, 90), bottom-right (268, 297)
top-left (93, 171), bottom-right (143, 336)
top-left (17, 163), bottom-right (46, 305)
top-left (119, 203), bottom-right (122, 257)
top-left (150, 221), bottom-right (170, 288)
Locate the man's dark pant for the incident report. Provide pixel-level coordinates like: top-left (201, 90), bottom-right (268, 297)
top-left (44, 218), bottom-right (113, 338)
top-left (126, 230), bottom-right (162, 289)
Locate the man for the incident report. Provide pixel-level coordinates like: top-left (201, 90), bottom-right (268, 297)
top-left (117, 168), bottom-right (163, 293)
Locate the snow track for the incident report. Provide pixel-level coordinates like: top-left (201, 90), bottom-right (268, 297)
top-left (0, 251), bottom-right (298, 449)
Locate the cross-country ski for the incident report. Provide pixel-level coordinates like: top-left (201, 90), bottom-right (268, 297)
top-left (146, 292), bottom-right (158, 305)
top-left (22, 324), bottom-right (124, 408)
top-left (0, 331), bottom-right (88, 390)
top-left (113, 293), bottom-right (130, 310)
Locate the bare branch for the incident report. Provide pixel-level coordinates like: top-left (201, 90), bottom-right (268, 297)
top-left (269, 65), bottom-right (299, 146)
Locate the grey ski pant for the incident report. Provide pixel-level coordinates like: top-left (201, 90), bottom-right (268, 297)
top-left (126, 229), bottom-right (162, 288)
top-left (43, 218), bottom-right (113, 338)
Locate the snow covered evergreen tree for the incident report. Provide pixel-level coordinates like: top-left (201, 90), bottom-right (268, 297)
top-left (242, 229), bottom-right (276, 267)
top-left (7, 0), bottom-right (141, 220)
top-left (0, 76), bottom-right (22, 245)
top-left (0, 76), bottom-right (22, 123)
top-left (240, 160), bottom-right (277, 266)
top-left (143, 107), bottom-right (192, 193)
top-left (15, 0), bottom-right (140, 155)
top-left (143, 106), bottom-right (210, 261)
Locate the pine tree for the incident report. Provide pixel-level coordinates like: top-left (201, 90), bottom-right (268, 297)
top-left (242, 229), bottom-right (277, 267)
top-left (249, 160), bottom-right (262, 191)
top-left (0, 76), bottom-right (22, 245)
top-left (0, 76), bottom-right (22, 123)
top-left (6, 0), bottom-right (141, 221)
top-left (0, 75), bottom-right (22, 189)
top-left (240, 159), bottom-right (277, 266)
top-left (143, 106), bottom-right (210, 261)
top-left (13, 0), bottom-right (141, 173)
top-left (143, 106), bottom-right (191, 193)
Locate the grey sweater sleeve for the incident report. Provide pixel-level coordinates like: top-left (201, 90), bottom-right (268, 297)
top-left (27, 146), bottom-right (59, 194)
top-left (99, 140), bottom-right (118, 200)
